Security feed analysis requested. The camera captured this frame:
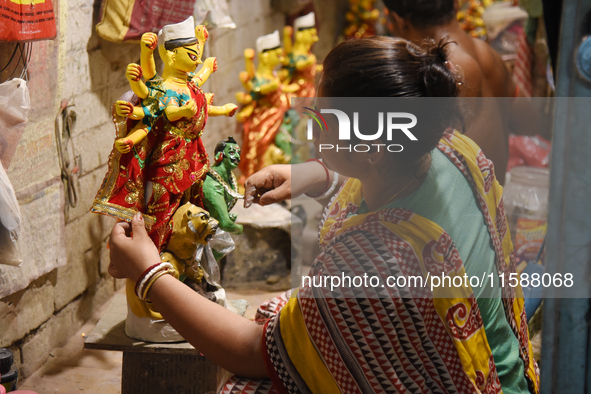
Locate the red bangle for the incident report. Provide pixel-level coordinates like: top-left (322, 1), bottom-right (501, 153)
top-left (305, 158), bottom-right (330, 198)
top-left (134, 263), bottom-right (161, 297)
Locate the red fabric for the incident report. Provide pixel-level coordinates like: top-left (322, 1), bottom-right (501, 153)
top-left (0, 0), bottom-right (56, 41)
top-left (98, 125), bottom-right (151, 216)
top-left (144, 82), bottom-right (209, 248)
top-left (254, 291), bottom-right (291, 325)
top-left (98, 82), bottom-right (209, 250)
top-left (219, 376), bottom-right (281, 394)
top-left (513, 25), bottom-right (533, 98)
top-left (123, 0), bottom-right (195, 41)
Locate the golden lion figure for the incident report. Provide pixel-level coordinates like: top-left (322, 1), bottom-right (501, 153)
top-left (125, 203), bottom-right (219, 341)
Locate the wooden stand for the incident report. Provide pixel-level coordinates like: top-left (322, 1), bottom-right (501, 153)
top-left (85, 294), bottom-right (223, 394)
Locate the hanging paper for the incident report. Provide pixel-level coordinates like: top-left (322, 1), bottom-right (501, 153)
top-left (0, 0), bottom-right (57, 42)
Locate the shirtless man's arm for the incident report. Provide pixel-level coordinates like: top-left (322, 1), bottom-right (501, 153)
top-left (473, 37), bottom-right (540, 141)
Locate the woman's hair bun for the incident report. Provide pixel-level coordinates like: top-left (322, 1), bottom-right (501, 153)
top-left (318, 36), bottom-right (464, 159)
top-left (416, 38), bottom-right (459, 97)
top-left (320, 35), bottom-right (461, 99)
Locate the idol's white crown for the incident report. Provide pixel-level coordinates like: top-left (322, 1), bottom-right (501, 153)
top-left (158, 16), bottom-right (195, 44)
top-left (294, 12), bottom-right (315, 31)
top-left (256, 30), bottom-right (281, 53)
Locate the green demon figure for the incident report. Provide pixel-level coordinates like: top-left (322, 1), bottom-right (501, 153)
top-left (203, 137), bottom-right (244, 238)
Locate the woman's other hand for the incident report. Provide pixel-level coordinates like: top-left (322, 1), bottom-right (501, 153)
top-left (243, 161), bottom-right (330, 208)
top-left (108, 213), bottom-right (161, 282)
top-left (244, 164), bottom-right (292, 207)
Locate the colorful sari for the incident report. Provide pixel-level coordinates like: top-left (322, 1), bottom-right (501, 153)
top-left (221, 131), bottom-right (539, 394)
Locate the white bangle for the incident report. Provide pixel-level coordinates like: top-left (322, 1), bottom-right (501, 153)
top-left (136, 262), bottom-right (174, 300)
top-left (137, 264), bottom-right (163, 298)
top-left (316, 172), bottom-right (339, 200)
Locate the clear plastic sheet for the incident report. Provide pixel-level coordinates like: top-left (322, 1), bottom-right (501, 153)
top-left (0, 163), bottom-right (22, 266)
top-left (0, 79), bottom-right (27, 267)
top-left (0, 78), bottom-right (30, 169)
top-left (194, 228), bottom-right (235, 286)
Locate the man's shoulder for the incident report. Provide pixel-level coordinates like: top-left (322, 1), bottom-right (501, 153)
top-left (470, 37), bottom-right (503, 71)
top-left (446, 43), bottom-right (485, 97)
top-left (468, 37), bottom-right (512, 96)
top-left (447, 36), bottom-right (510, 97)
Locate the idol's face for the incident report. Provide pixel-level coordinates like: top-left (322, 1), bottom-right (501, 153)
top-left (263, 47), bottom-right (285, 68)
top-left (183, 206), bottom-right (218, 244)
top-left (296, 28), bottom-right (319, 45)
top-left (173, 43), bottom-right (202, 73)
top-left (223, 144), bottom-right (241, 169)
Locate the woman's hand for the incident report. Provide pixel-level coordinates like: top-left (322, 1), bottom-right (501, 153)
top-left (108, 215), bottom-right (267, 379)
top-left (108, 214), bottom-right (161, 283)
top-left (243, 161), bottom-right (330, 208)
top-left (244, 164), bottom-right (292, 207)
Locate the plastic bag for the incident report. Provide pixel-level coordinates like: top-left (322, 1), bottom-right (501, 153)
top-left (193, 228), bottom-right (235, 286)
top-left (0, 163), bottom-right (22, 266)
top-left (194, 0), bottom-right (236, 29)
top-left (508, 134), bottom-right (551, 172)
top-left (0, 79), bottom-right (30, 170)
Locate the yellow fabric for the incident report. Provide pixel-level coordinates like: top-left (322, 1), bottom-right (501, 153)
top-left (315, 131), bottom-right (539, 393)
top-left (385, 216), bottom-right (494, 388)
top-left (279, 296), bottom-right (341, 394)
top-left (9, 0), bottom-right (45, 5)
top-left (96, 0), bottom-right (135, 43)
top-left (439, 133), bottom-right (539, 391)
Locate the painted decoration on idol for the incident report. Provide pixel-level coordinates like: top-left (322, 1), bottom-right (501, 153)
top-left (91, 17), bottom-right (241, 342)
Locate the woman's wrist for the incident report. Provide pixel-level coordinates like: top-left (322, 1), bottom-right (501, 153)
top-left (301, 159), bottom-right (331, 197)
top-left (316, 171), bottom-right (339, 200)
top-left (134, 261), bottom-right (175, 300)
